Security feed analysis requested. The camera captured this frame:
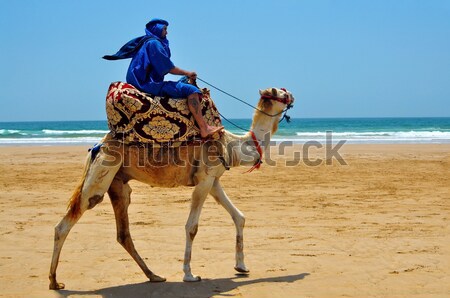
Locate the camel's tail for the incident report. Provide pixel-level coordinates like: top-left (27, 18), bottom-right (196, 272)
top-left (67, 142), bottom-right (105, 219)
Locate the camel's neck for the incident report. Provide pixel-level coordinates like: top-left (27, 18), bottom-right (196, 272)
top-left (223, 111), bottom-right (278, 168)
top-left (250, 113), bottom-right (275, 147)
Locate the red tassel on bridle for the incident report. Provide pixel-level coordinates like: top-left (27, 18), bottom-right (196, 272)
top-left (245, 131), bottom-right (263, 173)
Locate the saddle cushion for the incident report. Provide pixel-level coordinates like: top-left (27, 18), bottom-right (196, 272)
top-left (106, 82), bottom-right (222, 145)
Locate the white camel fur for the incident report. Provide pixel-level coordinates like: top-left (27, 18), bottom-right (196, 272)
top-left (49, 87), bottom-right (294, 290)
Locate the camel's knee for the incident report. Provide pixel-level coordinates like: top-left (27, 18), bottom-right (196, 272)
top-left (233, 212), bottom-right (245, 229)
top-left (54, 224), bottom-right (64, 242)
top-left (185, 223), bottom-right (198, 241)
top-left (117, 230), bottom-right (130, 245)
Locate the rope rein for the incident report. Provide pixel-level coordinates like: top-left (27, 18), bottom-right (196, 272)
top-left (217, 111), bottom-right (250, 133)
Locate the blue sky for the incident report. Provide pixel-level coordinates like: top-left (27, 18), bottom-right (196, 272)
top-left (0, 0), bottom-right (449, 121)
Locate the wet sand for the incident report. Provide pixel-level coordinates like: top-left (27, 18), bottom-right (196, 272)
top-left (0, 144), bottom-right (449, 297)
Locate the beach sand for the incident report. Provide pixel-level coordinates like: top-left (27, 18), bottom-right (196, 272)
top-left (0, 144), bottom-right (449, 298)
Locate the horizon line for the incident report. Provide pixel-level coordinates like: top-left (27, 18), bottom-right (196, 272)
top-left (2, 116), bottom-right (450, 123)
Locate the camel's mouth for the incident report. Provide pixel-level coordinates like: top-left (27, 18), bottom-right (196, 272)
top-left (288, 93), bottom-right (295, 105)
top-left (280, 89), bottom-right (294, 106)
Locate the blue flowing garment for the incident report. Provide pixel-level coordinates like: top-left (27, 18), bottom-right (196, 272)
top-left (103, 19), bottom-right (200, 98)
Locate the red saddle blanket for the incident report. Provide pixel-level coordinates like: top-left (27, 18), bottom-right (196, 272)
top-left (106, 82), bottom-right (222, 145)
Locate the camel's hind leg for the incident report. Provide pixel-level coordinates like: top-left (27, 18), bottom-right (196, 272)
top-left (108, 177), bottom-right (166, 282)
top-left (209, 179), bottom-right (249, 273)
top-left (49, 210), bottom-right (85, 290)
top-left (49, 150), bottom-right (121, 290)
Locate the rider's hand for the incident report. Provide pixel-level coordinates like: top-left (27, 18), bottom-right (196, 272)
top-left (187, 71), bottom-right (197, 80)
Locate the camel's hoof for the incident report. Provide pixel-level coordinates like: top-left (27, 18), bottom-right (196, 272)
top-left (183, 274), bottom-right (201, 282)
top-left (149, 274), bottom-right (166, 282)
top-left (234, 266), bottom-right (250, 274)
top-left (49, 282), bottom-right (65, 290)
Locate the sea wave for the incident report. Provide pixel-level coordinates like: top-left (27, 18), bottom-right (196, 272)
top-left (266, 130), bottom-right (450, 144)
top-left (41, 129), bottom-right (110, 135)
top-left (0, 129), bottom-right (21, 135)
top-left (1, 128), bottom-right (450, 145)
top-left (0, 137), bottom-right (102, 144)
top-left (0, 129), bottom-right (109, 137)
top-left (295, 130), bottom-right (450, 138)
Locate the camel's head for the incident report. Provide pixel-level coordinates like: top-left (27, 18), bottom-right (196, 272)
top-left (259, 87), bottom-right (294, 104)
top-left (253, 87), bottom-right (295, 134)
top-left (258, 87), bottom-right (294, 112)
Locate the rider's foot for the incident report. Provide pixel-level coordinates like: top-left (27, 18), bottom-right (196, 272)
top-left (201, 125), bottom-right (224, 138)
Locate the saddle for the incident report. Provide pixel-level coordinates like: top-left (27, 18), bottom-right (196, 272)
top-left (106, 82), bottom-right (222, 146)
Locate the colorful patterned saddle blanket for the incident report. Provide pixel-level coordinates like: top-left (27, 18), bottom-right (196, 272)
top-left (106, 82), bottom-right (222, 145)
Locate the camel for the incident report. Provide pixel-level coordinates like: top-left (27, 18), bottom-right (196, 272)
top-left (49, 87), bottom-right (294, 290)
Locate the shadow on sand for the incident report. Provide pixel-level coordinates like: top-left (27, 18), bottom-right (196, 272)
top-left (56, 273), bottom-right (310, 298)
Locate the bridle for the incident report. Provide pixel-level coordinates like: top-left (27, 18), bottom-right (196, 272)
top-left (260, 88), bottom-right (293, 106)
top-left (259, 88), bottom-right (294, 125)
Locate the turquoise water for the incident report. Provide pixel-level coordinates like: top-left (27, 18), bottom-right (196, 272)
top-left (1, 118), bottom-right (450, 145)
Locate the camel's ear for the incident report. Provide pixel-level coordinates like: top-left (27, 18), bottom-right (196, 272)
top-left (259, 89), bottom-right (264, 96)
top-left (271, 88), bottom-right (277, 96)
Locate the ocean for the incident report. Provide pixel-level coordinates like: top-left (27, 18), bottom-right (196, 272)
top-left (1, 117), bottom-right (450, 146)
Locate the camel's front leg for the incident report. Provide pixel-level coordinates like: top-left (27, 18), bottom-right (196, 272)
top-left (183, 176), bottom-right (215, 282)
top-left (210, 179), bottom-right (249, 273)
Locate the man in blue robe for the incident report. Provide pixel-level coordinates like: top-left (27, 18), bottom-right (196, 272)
top-left (104, 19), bottom-right (223, 138)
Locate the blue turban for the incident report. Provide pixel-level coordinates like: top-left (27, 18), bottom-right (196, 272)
top-left (146, 19), bottom-right (168, 38)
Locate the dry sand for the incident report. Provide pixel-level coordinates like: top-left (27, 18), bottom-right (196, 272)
top-left (0, 144), bottom-right (449, 298)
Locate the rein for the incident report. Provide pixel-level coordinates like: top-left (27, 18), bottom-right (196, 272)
top-left (197, 77), bottom-right (293, 121)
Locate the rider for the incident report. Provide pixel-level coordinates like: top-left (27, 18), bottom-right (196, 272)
top-left (103, 18), bottom-right (223, 138)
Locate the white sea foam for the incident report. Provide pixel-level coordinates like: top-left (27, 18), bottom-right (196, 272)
top-left (296, 131), bottom-right (450, 138)
top-left (0, 137), bottom-right (102, 145)
top-left (268, 130), bottom-right (450, 144)
top-left (0, 129), bottom-right (21, 134)
top-left (2, 125), bottom-right (450, 145)
top-left (42, 129), bottom-right (109, 135)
